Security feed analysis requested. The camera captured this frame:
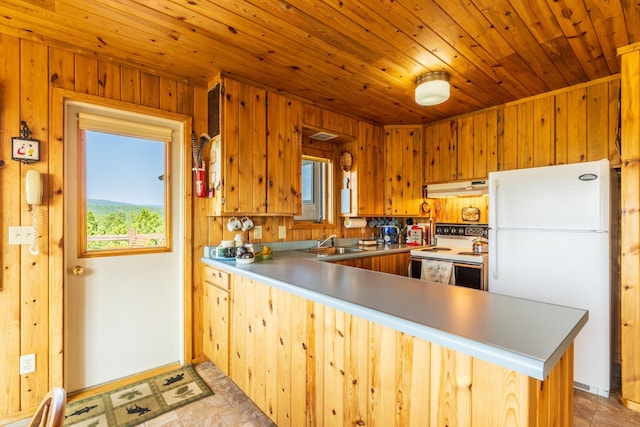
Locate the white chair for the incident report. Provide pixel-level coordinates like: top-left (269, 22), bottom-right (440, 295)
top-left (28, 386), bottom-right (66, 427)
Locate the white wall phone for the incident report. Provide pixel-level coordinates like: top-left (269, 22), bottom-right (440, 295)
top-left (26, 170), bottom-right (43, 206)
top-left (25, 170), bottom-right (42, 254)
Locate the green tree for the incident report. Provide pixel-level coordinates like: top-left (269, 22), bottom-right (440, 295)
top-left (87, 211), bottom-right (99, 236)
top-left (131, 208), bottom-right (164, 234)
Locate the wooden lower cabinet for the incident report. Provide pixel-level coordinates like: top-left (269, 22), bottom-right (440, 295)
top-left (228, 274), bottom-right (574, 427)
top-left (202, 266), bottom-right (231, 374)
top-left (333, 252), bottom-right (409, 276)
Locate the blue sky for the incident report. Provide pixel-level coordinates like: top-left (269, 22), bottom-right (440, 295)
top-left (86, 131), bottom-right (165, 206)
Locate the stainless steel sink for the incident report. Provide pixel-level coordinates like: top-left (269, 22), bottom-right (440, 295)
top-left (298, 246), bottom-right (364, 257)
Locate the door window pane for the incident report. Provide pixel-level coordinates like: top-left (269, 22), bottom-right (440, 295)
top-left (80, 130), bottom-right (170, 256)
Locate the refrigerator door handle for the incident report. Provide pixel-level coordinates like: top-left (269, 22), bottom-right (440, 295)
top-left (489, 178), bottom-right (498, 227)
top-left (489, 227), bottom-right (498, 280)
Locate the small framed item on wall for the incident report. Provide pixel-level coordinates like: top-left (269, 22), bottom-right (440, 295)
top-left (12, 137), bottom-right (40, 163)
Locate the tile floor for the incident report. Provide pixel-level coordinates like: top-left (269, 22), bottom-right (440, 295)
top-left (7, 361), bottom-right (640, 426)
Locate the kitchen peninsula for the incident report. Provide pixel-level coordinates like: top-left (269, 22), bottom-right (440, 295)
top-left (202, 248), bottom-right (586, 426)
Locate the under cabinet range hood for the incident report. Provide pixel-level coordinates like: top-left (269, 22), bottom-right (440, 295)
top-left (425, 180), bottom-right (488, 198)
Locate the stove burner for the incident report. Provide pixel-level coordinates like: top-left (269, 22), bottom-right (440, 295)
top-left (457, 252), bottom-right (484, 256)
top-left (422, 247), bottom-right (451, 252)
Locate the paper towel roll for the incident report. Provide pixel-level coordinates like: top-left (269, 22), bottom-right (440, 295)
top-left (344, 217), bottom-right (367, 228)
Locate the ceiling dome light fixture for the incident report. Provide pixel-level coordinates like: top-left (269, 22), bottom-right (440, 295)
top-left (415, 71), bottom-right (450, 106)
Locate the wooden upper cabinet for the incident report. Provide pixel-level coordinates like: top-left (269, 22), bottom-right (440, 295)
top-left (423, 120), bottom-right (458, 183)
top-left (384, 126), bottom-right (423, 216)
top-left (456, 110), bottom-right (499, 180)
top-left (339, 121), bottom-right (384, 216)
top-left (207, 78), bottom-right (302, 215)
top-left (266, 92), bottom-right (302, 215)
top-left (303, 104), bottom-right (358, 138)
top-left (208, 78), bottom-right (267, 215)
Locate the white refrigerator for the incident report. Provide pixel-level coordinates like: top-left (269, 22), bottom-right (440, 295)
top-left (488, 159), bottom-right (611, 397)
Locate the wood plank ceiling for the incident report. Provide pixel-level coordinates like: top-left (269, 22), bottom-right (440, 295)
top-left (0, 0), bottom-right (637, 125)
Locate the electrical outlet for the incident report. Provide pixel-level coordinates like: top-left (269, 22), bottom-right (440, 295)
top-left (253, 225), bottom-right (262, 239)
top-left (20, 354), bottom-right (35, 375)
top-left (8, 226), bottom-right (34, 245)
top-left (278, 225), bottom-right (287, 239)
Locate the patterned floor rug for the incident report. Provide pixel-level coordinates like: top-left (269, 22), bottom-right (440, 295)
top-left (63, 365), bottom-right (213, 426)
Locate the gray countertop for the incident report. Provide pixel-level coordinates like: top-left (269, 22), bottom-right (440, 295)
top-left (202, 244), bottom-right (587, 381)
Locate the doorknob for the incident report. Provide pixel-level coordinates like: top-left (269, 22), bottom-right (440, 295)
top-left (71, 265), bottom-right (84, 276)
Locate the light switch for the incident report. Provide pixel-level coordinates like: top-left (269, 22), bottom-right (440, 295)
top-left (278, 226), bottom-right (286, 239)
top-left (254, 225), bottom-right (262, 239)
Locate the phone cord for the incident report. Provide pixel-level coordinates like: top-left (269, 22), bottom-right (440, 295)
top-left (29, 207), bottom-right (40, 256)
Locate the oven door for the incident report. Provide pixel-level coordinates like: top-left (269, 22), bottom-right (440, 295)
top-left (410, 257), bottom-right (485, 291)
top-left (452, 262), bottom-right (484, 290)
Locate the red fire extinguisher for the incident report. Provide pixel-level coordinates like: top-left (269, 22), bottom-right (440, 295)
top-left (194, 163), bottom-right (206, 198)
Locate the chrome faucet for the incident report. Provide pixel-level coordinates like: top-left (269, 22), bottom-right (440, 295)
top-left (317, 234), bottom-right (336, 248)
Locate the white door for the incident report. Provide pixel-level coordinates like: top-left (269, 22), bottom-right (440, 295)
top-left (64, 102), bottom-right (184, 393)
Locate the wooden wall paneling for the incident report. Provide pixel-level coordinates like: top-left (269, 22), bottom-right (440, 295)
top-left (98, 60), bottom-right (121, 100)
top-left (47, 52), bottom-right (68, 390)
top-left (252, 278), bottom-right (268, 413)
top-left (48, 47), bottom-right (75, 90)
top-left (407, 336), bottom-right (430, 426)
top-left (225, 273), bottom-right (577, 426)
top-left (608, 79), bottom-right (622, 166)
top-left (274, 288), bottom-right (291, 425)
top-left (587, 81), bottom-right (609, 161)
top-left (230, 275), bottom-right (248, 391)
top-left (345, 314), bottom-right (368, 426)
top-left (486, 109), bottom-right (499, 174)
top-left (395, 332), bottom-right (414, 427)
top-left (120, 67), bottom-right (141, 104)
top-left (191, 85), bottom-right (208, 361)
top-left (472, 113), bottom-right (488, 178)
top-left (470, 358), bottom-right (530, 426)
top-left (457, 115), bottom-right (474, 180)
top-left (306, 300), bottom-right (325, 426)
top-left (619, 43), bottom-right (640, 408)
top-left (19, 39), bottom-right (50, 410)
top-left (323, 307), bottom-right (346, 425)
top-left (516, 101), bottom-right (535, 169)
top-left (368, 322), bottom-right (398, 426)
top-left (290, 290), bottom-right (307, 427)
top-left (0, 33), bottom-right (22, 417)
top-left (554, 91), bottom-right (570, 165)
top-left (533, 96), bottom-right (555, 167)
top-left (140, 72), bottom-right (160, 108)
top-left (566, 87), bottom-right (588, 164)
top-left (74, 55), bottom-right (99, 95)
top-left (429, 344), bottom-right (472, 426)
top-left (159, 77), bottom-right (177, 113)
top-left (502, 105), bottom-right (519, 171)
top-left (176, 81), bottom-right (195, 117)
